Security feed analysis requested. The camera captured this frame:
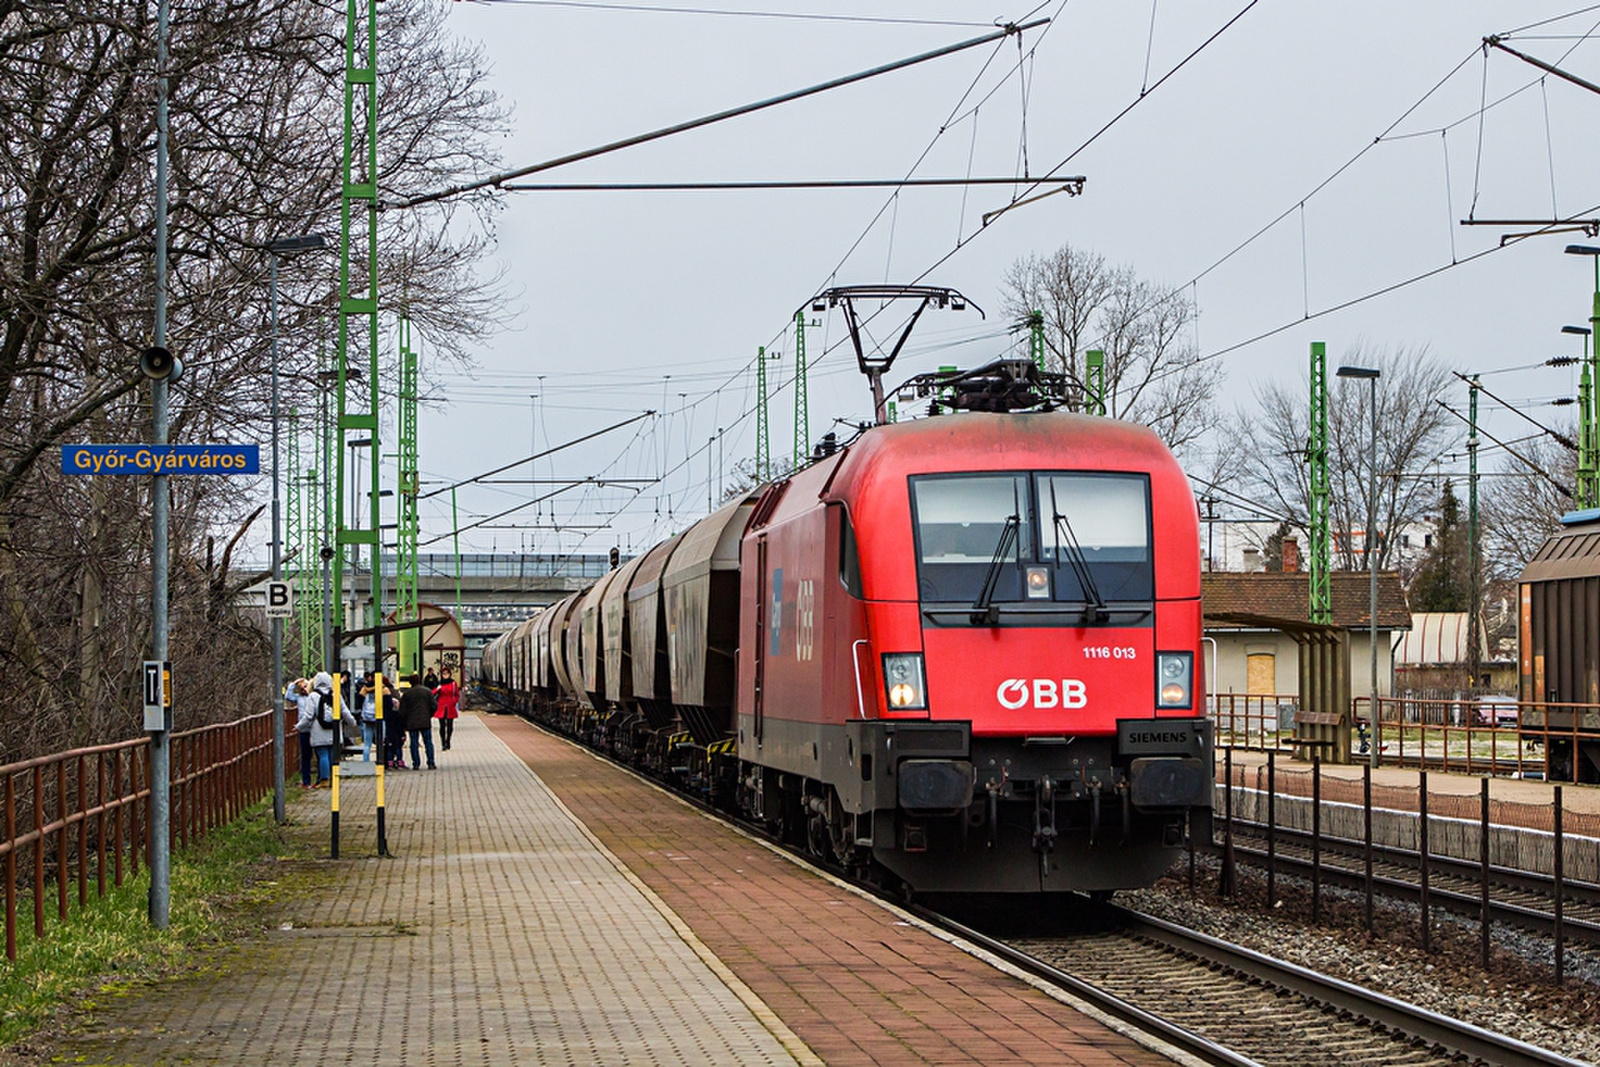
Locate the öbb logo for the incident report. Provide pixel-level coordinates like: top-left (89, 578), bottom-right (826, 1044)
top-left (996, 679), bottom-right (1087, 710)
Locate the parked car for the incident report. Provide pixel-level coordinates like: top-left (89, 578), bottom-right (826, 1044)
top-left (1476, 695), bottom-right (1519, 727)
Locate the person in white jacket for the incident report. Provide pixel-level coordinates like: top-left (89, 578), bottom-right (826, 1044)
top-left (297, 672), bottom-right (338, 787)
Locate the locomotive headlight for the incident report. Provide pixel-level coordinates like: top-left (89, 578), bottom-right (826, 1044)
top-left (882, 653), bottom-right (928, 710)
top-left (1025, 565), bottom-right (1050, 599)
top-left (1157, 651), bottom-right (1193, 709)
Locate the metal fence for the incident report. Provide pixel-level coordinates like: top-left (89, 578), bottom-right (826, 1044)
top-left (1, 711), bottom-right (281, 961)
top-left (1212, 692), bottom-right (1600, 780)
top-left (1210, 751), bottom-right (1600, 981)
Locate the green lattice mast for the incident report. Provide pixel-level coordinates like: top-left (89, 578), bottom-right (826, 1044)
top-left (332, 0), bottom-right (383, 674)
top-left (755, 345), bottom-right (771, 482)
top-left (1308, 341), bottom-right (1331, 624)
top-left (396, 314), bottom-right (420, 675)
top-left (793, 311), bottom-right (809, 467)
top-left (285, 409), bottom-right (304, 670)
top-left (1084, 349), bottom-right (1106, 416)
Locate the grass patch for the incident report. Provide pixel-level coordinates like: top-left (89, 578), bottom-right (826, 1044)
top-left (0, 800), bottom-right (310, 1051)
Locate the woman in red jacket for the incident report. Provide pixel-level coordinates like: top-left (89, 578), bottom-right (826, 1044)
top-left (433, 666), bottom-right (461, 751)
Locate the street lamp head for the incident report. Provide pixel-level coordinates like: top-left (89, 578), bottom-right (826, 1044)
top-left (1565, 244), bottom-right (1600, 256)
top-left (266, 233), bottom-right (329, 255)
top-left (1562, 325), bottom-right (1592, 336)
top-left (1336, 365), bottom-right (1380, 380)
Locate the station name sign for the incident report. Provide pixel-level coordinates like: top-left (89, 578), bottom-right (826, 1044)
top-left (61, 444), bottom-right (260, 476)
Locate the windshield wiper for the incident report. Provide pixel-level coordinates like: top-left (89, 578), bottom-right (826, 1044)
top-left (1050, 481), bottom-right (1107, 623)
top-left (970, 514), bottom-right (1019, 625)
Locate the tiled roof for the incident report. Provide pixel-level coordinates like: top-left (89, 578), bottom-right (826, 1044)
top-left (1202, 571), bottom-right (1410, 631)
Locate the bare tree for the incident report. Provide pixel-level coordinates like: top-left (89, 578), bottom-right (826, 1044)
top-left (999, 244), bottom-right (1219, 452)
top-left (1243, 342), bottom-right (1455, 572)
top-left (0, 0), bottom-right (509, 760)
top-left (1480, 431), bottom-right (1576, 582)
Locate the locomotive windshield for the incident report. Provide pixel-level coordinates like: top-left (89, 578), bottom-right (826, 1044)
top-left (911, 471), bottom-right (1152, 618)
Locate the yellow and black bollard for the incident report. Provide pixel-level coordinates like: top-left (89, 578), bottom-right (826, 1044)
top-left (330, 672), bottom-right (343, 859)
top-left (330, 764), bottom-right (340, 859)
top-left (374, 672), bottom-right (390, 857)
top-left (376, 764), bottom-right (389, 856)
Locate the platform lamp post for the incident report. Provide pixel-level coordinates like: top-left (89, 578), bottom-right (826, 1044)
top-left (1337, 364), bottom-right (1381, 769)
top-left (267, 233), bottom-right (327, 825)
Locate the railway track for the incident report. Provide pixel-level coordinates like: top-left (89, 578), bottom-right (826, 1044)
top-left (491, 701), bottom-right (1588, 1066)
top-left (1214, 820), bottom-right (1600, 942)
top-left (928, 902), bottom-right (1588, 1067)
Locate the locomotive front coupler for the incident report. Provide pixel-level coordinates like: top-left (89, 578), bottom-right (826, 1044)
top-left (1032, 776), bottom-right (1058, 860)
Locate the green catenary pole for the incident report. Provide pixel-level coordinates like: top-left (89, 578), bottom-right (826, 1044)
top-left (396, 315), bottom-right (420, 676)
top-left (285, 410), bottom-right (306, 673)
top-left (1467, 377), bottom-right (1481, 686)
top-left (1580, 359), bottom-right (1594, 509)
top-left (1308, 341), bottom-right (1331, 625)
top-left (755, 345), bottom-right (771, 482)
top-left (333, 0), bottom-right (382, 677)
top-left (793, 310), bottom-right (809, 467)
top-left (452, 486), bottom-right (462, 626)
top-left (1084, 349), bottom-right (1106, 416)
top-left (1027, 310), bottom-right (1045, 371)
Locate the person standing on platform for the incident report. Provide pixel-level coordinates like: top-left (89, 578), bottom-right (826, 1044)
top-left (289, 679), bottom-right (312, 787)
top-left (357, 671), bottom-right (379, 761)
top-left (298, 672), bottom-right (338, 787)
top-left (423, 666), bottom-right (439, 691)
top-left (400, 672), bottom-right (437, 770)
top-left (434, 666), bottom-right (460, 751)
top-left (375, 672), bottom-right (403, 769)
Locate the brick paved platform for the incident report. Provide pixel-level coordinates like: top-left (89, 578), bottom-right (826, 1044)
top-left (482, 715), bottom-right (1178, 1067)
top-left (55, 714), bottom-right (1184, 1066)
top-left (59, 715), bottom-right (805, 1065)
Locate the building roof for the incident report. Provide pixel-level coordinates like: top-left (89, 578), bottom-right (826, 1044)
top-left (1394, 612), bottom-right (1484, 667)
top-left (1520, 514), bottom-right (1600, 583)
top-left (1202, 571), bottom-right (1410, 631)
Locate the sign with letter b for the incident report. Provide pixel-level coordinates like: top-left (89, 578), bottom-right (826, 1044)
top-left (265, 581), bottom-right (292, 619)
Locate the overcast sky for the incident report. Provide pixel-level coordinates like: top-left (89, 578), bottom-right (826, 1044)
top-left (397, 0), bottom-right (1600, 558)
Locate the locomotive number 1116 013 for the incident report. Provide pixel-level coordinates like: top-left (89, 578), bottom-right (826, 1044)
top-left (1083, 646), bottom-right (1138, 660)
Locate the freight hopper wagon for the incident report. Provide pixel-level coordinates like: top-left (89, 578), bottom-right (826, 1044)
top-left (481, 409), bottom-right (1212, 897)
top-left (1519, 508), bottom-right (1600, 782)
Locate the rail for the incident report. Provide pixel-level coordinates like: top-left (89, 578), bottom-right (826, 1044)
top-left (1, 711), bottom-right (287, 961)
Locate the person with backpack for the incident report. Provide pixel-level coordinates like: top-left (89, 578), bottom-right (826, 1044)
top-left (296, 671), bottom-right (338, 787)
top-left (433, 666), bottom-right (460, 751)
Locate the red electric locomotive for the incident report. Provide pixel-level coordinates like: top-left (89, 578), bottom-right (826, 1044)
top-left (481, 292), bottom-right (1211, 898)
top-left (733, 399), bottom-right (1209, 895)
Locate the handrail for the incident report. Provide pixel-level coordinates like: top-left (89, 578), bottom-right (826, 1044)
top-left (2, 710), bottom-right (287, 961)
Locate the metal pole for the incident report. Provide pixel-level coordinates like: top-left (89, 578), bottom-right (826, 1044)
top-left (1419, 768), bottom-right (1431, 953)
top-left (1363, 763), bottom-right (1373, 933)
top-left (1312, 754), bottom-right (1322, 923)
top-left (1479, 776), bottom-right (1490, 969)
top-left (1368, 374), bottom-right (1380, 769)
top-left (1266, 748), bottom-right (1276, 909)
top-left (148, 0), bottom-right (172, 930)
top-left (1554, 784), bottom-right (1565, 984)
top-left (1467, 378), bottom-right (1480, 688)
top-left (320, 379), bottom-right (333, 669)
top-left (270, 253), bottom-right (285, 824)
